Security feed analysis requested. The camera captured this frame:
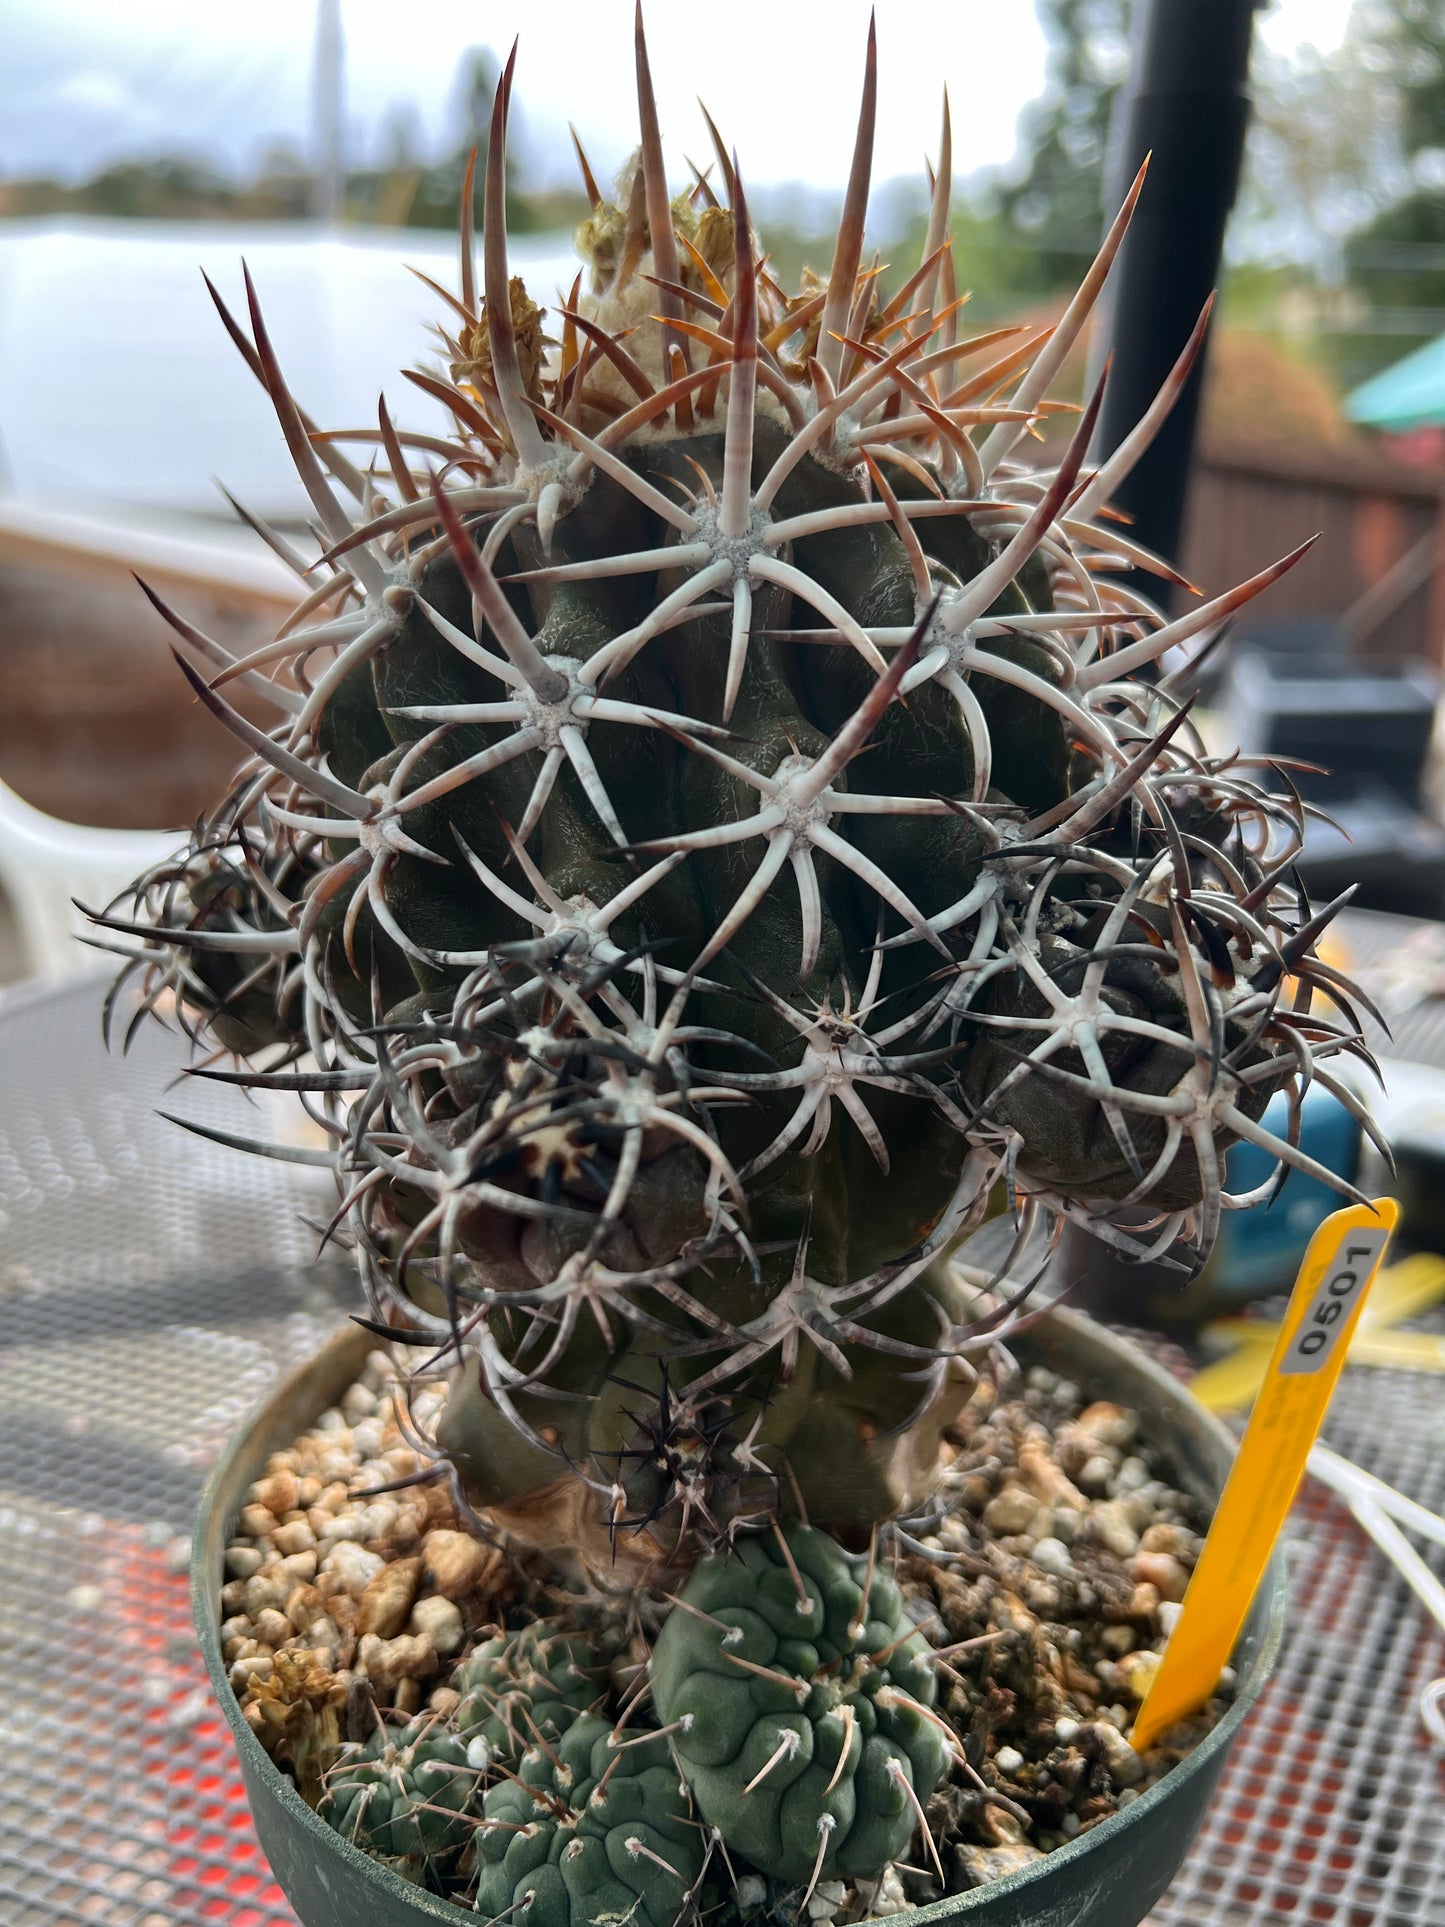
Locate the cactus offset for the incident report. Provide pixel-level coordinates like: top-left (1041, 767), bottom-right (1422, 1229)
top-left (472, 1712), bottom-right (703, 1927)
top-left (650, 1523), bottom-right (946, 1886)
top-left (452, 1621), bottom-right (602, 1771)
top-left (319, 1715), bottom-right (478, 1874)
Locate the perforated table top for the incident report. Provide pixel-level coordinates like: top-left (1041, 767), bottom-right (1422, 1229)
top-left (0, 966), bottom-right (1441, 1927)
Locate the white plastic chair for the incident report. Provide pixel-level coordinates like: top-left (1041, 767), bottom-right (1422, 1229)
top-left (0, 777), bottom-right (180, 983)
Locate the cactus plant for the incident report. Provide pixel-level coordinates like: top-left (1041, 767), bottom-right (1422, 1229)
top-left (319, 1714), bottom-right (478, 1873)
top-left (650, 1522), bottom-right (947, 1886)
top-left (472, 1712), bottom-right (704, 1927)
top-left (452, 1621), bottom-right (601, 1771)
top-left (97, 8), bottom-right (1375, 1912)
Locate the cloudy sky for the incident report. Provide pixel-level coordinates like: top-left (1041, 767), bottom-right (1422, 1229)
top-left (1, 0), bottom-right (1356, 195)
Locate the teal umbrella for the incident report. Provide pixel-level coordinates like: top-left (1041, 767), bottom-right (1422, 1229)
top-left (1346, 333), bottom-right (1445, 432)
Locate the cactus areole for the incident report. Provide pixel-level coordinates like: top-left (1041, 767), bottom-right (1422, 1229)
top-left (104, 9), bottom-right (1366, 1912)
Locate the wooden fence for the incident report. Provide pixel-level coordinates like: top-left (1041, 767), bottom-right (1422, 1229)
top-left (1181, 434), bottom-right (1445, 666)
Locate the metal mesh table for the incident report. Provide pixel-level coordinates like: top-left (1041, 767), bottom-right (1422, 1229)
top-left (1, 968), bottom-right (1442, 1927)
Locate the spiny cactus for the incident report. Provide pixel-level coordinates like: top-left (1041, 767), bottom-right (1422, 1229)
top-left (319, 1715), bottom-right (478, 1871)
top-left (650, 1523), bottom-right (946, 1887)
top-left (99, 5), bottom-right (1377, 1587)
top-left (452, 1621), bottom-right (601, 1770)
top-left (472, 1711), bottom-right (703, 1927)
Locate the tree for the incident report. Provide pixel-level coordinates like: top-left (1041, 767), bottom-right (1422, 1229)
top-left (988, 0), bottom-right (1131, 292)
top-left (399, 47), bottom-right (546, 233)
top-left (1369, 0), bottom-right (1445, 162)
top-left (1237, 38), bottom-right (1402, 280)
top-left (1338, 2), bottom-right (1445, 381)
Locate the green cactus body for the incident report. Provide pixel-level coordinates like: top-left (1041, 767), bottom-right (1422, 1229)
top-left (650, 1524), bottom-right (945, 1884)
top-left (318, 1717), bottom-right (478, 1870)
top-left (105, 14), bottom-right (1365, 1581)
top-left (452, 1622), bottom-right (601, 1771)
top-left (473, 1713), bottom-right (702, 1927)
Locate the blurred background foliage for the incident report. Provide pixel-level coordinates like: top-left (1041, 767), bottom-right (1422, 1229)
top-left (3, 2), bottom-right (1445, 450)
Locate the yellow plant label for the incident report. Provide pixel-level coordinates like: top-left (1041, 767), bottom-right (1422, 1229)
top-left (1130, 1198), bottom-right (1398, 1752)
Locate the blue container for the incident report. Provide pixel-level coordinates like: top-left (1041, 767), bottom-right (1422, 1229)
top-left (1207, 1083), bottom-right (1362, 1299)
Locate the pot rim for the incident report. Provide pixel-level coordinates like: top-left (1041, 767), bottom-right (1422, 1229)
top-left (192, 1311), bottom-right (1287, 1924)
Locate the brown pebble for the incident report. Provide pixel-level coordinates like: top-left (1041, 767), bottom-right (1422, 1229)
top-left (252, 1470), bottom-right (300, 1517)
top-left (983, 1485), bottom-right (1039, 1537)
top-left (356, 1557), bottom-right (421, 1639)
top-left (1063, 1654), bottom-right (1101, 1700)
top-left (421, 1483), bottom-right (457, 1527)
top-left (1139, 1522), bottom-right (1193, 1560)
top-left (252, 1608), bottom-right (294, 1648)
top-left (1129, 1551), bottom-right (1189, 1602)
top-left (953, 1841), bottom-right (1043, 1887)
top-left (1076, 1402), bottom-right (1138, 1449)
top-left (976, 1801), bottom-right (1030, 1848)
top-left (957, 1473), bottom-right (993, 1513)
top-left (344, 1671), bottom-right (376, 1744)
top-left (422, 1528), bottom-right (494, 1601)
top-left (326, 1591), bottom-right (358, 1636)
top-left (393, 1677), bottom-right (422, 1716)
top-left (357, 1630), bottom-right (437, 1686)
top-left (272, 1520), bottom-right (317, 1557)
top-left (285, 1584), bottom-right (326, 1633)
top-left (990, 1591), bottom-right (1037, 1636)
top-left (297, 1476), bottom-right (323, 1508)
top-left (307, 1616), bottom-right (343, 1654)
top-left (1080, 1719), bottom-right (1144, 1786)
top-left (1018, 1435), bottom-right (1087, 1509)
top-left (239, 1503), bottom-right (279, 1539)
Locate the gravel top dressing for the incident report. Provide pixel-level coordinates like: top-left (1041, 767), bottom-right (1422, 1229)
top-left (218, 1350), bottom-right (1229, 1920)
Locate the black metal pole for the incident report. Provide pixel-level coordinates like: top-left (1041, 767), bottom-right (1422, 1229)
top-left (1092, 0), bottom-right (1262, 577)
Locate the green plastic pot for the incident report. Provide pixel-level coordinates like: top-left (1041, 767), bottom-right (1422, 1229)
top-left (193, 1311), bottom-right (1285, 1927)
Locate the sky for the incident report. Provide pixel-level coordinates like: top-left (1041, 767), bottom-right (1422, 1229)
top-left (0, 0), bottom-right (1359, 197)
